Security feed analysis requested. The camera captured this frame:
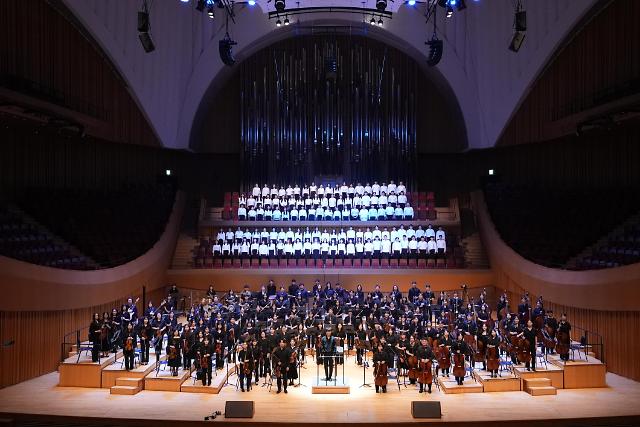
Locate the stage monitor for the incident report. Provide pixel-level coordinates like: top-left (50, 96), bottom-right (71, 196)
top-left (225, 401), bottom-right (255, 418)
top-left (411, 401), bottom-right (441, 419)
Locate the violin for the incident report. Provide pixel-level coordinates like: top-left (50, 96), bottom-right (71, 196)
top-left (124, 336), bottom-right (134, 352)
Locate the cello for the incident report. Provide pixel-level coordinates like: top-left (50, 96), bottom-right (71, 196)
top-left (452, 352), bottom-right (465, 379)
top-left (418, 358), bottom-right (433, 386)
top-left (486, 345), bottom-right (500, 373)
top-left (374, 360), bottom-right (388, 387)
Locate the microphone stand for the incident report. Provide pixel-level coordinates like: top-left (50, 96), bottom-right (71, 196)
top-left (223, 342), bottom-right (239, 387)
top-left (359, 342), bottom-right (372, 388)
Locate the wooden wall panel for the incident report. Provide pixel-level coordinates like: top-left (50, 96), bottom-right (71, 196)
top-left (499, 276), bottom-right (640, 382)
top-left (0, 0), bottom-right (158, 146)
top-left (498, 0), bottom-right (640, 146)
top-left (0, 287), bottom-right (166, 389)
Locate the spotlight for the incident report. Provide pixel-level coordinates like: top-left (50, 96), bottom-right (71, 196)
top-left (376, 0), bottom-right (387, 12)
top-left (276, 18), bottom-right (282, 26)
top-left (446, 6), bottom-right (453, 17)
top-left (196, 0), bottom-right (206, 11)
top-left (408, 0), bottom-right (416, 5)
top-left (207, 5), bottom-right (215, 18)
top-left (219, 34), bottom-right (237, 66)
top-left (370, 17), bottom-right (376, 25)
top-left (452, 0), bottom-right (466, 11)
top-left (274, 0), bottom-right (285, 12)
top-left (284, 16), bottom-right (290, 25)
top-left (180, 0), bottom-right (189, 3)
top-left (248, 0), bottom-right (256, 5)
top-left (138, 32), bottom-right (155, 53)
top-left (508, 31), bottom-right (525, 52)
top-left (378, 18), bottom-right (383, 26)
top-left (426, 37), bottom-right (443, 66)
top-left (166, 169), bottom-right (172, 176)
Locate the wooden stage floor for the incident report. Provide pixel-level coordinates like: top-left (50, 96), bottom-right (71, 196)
top-left (1, 358), bottom-right (640, 426)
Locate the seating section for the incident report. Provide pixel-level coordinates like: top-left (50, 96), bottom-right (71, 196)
top-left (484, 183), bottom-right (640, 268)
top-left (0, 204), bottom-right (92, 269)
top-left (574, 222), bottom-right (640, 270)
top-left (192, 225), bottom-right (464, 269)
top-left (220, 181), bottom-right (436, 221)
top-left (15, 183), bottom-right (176, 268)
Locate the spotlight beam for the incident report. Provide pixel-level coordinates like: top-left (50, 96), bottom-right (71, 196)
top-left (268, 6), bottom-right (392, 19)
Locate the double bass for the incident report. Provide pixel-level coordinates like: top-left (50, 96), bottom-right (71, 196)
top-left (435, 344), bottom-right (451, 374)
top-left (406, 350), bottom-right (419, 382)
top-left (486, 345), bottom-right (500, 372)
top-left (556, 329), bottom-right (571, 359)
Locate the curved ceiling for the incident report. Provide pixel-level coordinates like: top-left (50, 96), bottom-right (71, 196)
top-left (61, 0), bottom-right (598, 151)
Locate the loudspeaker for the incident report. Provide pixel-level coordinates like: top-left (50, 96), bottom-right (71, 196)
top-left (411, 401), bottom-right (441, 419)
top-left (138, 32), bottom-right (155, 53)
top-left (225, 401), bottom-right (255, 418)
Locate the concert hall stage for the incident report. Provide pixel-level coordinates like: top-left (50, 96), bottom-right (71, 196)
top-left (1, 358), bottom-right (639, 427)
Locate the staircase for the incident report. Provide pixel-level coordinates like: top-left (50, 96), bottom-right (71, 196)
top-left (6, 204), bottom-right (100, 269)
top-left (523, 378), bottom-right (557, 396)
top-left (110, 377), bottom-right (144, 395)
top-left (461, 232), bottom-right (490, 269)
top-left (565, 210), bottom-right (640, 269)
top-left (171, 233), bottom-right (198, 269)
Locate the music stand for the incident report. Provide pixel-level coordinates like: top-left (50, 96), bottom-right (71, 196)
top-left (358, 341), bottom-right (372, 388)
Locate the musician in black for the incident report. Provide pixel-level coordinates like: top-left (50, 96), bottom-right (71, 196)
top-left (137, 317), bottom-right (152, 365)
top-left (372, 343), bottom-right (389, 393)
top-left (200, 336), bottom-right (214, 386)
top-left (151, 312), bottom-right (165, 356)
top-left (320, 329), bottom-right (336, 381)
top-left (123, 323), bottom-right (137, 371)
top-left (181, 325), bottom-right (194, 370)
top-left (238, 342), bottom-right (254, 392)
top-left (257, 330), bottom-right (271, 379)
top-left (89, 313), bottom-right (102, 362)
top-left (272, 339), bottom-right (292, 393)
top-left (167, 329), bottom-right (182, 376)
top-left (485, 329), bottom-right (500, 378)
top-left (451, 333), bottom-right (468, 385)
top-left (415, 337), bottom-right (435, 393)
top-left (558, 314), bottom-right (572, 362)
top-left (522, 320), bottom-right (537, 371)
top-left (249, 336), bottom-right (261, 385)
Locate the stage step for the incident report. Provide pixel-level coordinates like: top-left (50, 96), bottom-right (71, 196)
top-left (110, 385), bottom-right (141, 395)
top-left (523, 377), bottom-right (552, 388)
top-left (437, 377), bottom-right (483, 394)
top-left (115, 377), bottom-right (144, 387)
top-left (525, 386), bottom-right (557, 396)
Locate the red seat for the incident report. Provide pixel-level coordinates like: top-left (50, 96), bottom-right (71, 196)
top-left (251, 258), bottom-right (260, 268)
top-left (224, 192), bottom-right (232, 201)
top-left (371, 258), bottom-right (380, 267)
top-left (233, 258), bottom-right (241, 268)
top-left (427, 209), bottom-right (437, 221)
top-left (362, 258), bottom-right (371, 267)
top-left (389, 258), bottom-right (399, 268)
top-left (417, 258), bottom-right (426, 268)
top-left (380, 258), bottom-right (389, 268)
top-left (352, 258), bottom-right (362, 267)
top-left (223, 258), bottom-right (232, 268)
top-left (418, 207), bottom-right (428, 221)
top-left (222, 208), bottom-right (231, 220)
top-left (436, 258), bottom-right (446, 268)
top-left (325, 258), bottom-right (334, 267)
top-left (279, 258), bottom-right (287, 267)
top-left (334, 258), bottom-right (343, 267)
top-left (399, 258), bottom-right (408, 268)
top-left (426, 258), bottom-right (435, 269)
top-left (426, 191), bottom-right (435, 201)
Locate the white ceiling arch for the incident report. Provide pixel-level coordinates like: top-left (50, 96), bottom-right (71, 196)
top-left (61, 0), bottom-right (597, 151)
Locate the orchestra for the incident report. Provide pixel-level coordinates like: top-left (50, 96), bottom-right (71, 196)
top-left (87, 283), bottom-right (574, 394)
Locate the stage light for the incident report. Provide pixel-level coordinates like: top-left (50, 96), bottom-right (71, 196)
top-left (166, 169), bottom-right (172, 176)
top-left (408, 0), bottom-right (416, 5)
top-left (378, 18), bottom-right (383, 26)
top-left (180, 0), bottom-right (189, 3)
top-left (207, 5), bottom-right (215, 18)
top-left (376, 0), bottom-right (387, 12)
top-left (219, 34), bottom-right (237, 66)
top-left (138, 32), bottom-right (155, 53)
top-left (196, 0), bottom-right (206, 11)
top-left (508, 31), bottom-right (525, 52)
top-left (488, 169), bottom-right (494, 176)
top-left (284, 16), bottom-right (290, 25)
top-left (248, 0), bottom-right (256, 5)
top-left (446, 6), bottom-right (453, 17)
top-left (370, 17), bottom-right (376, 25)
top-left (275, 0), bottom-right (285, 12)
top-left (276, 18), bottom-right (282, 26)
top-left (452, 0), bottom-right (466, 11)
top-left (426, 37), bottom-right (443, 66)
